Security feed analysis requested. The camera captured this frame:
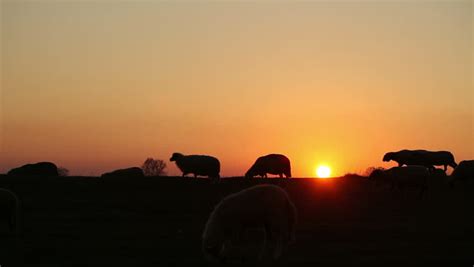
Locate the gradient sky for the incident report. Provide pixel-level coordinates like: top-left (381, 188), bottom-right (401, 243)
top-left (1, 1), bottom-right (473, 177)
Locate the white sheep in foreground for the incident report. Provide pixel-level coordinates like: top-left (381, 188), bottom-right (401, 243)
top-left (0, 188), bottom-right (20, 234)
top-left (369, 166), bottom-right (430, 197)
top-left (170, 153), bottom-right (220, 183)
top-left (202, 184), bottom-right (297, 262)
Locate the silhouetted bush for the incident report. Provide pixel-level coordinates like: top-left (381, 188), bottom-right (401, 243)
top-left (142, 158), bottom-right (167, 176)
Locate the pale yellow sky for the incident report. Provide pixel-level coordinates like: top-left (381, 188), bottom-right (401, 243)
top-left (1, 1), bottom-right (473, 176)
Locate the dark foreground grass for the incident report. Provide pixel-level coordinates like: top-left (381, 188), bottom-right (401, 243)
top-left (0, 175), bottom-right (473, 266)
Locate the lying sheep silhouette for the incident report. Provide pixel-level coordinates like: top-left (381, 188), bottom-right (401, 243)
top-left (101, 167), bottom-right (144, 179)
top-left (7, 162), bottom-right (59, 177)
top-left (369, 166), bottom-right (430, 197)
top-left (170, 153), bottom-right (220, 182)
top-left (0, 188), bottom-right (20, 234)
top-left (245, 154), bottom-right (291, 178)
top-left (202, 184), bottom-right (297, 262)
top-left (450, 160), bottom-right (474, 187)
top-left (383, 150), bottom-right (457, 172)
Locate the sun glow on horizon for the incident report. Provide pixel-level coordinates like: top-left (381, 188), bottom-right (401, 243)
top-left (316, 165), bottom-right (332, 178)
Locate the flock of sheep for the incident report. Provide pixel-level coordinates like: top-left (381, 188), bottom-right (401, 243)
top-left (0, 149), bottom-right (473, 263)
top-left (170, 150), bottom-right (473, 188)
top-left (372, 150), bottom-right (473, 196)
top-left (197, 149), bottom-right (473, 262)
top-left (170, 152), bottom-right (292, 182)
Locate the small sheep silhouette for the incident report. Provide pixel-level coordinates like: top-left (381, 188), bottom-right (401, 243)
top-left (170, 153), bottom-right (220, 182)
top-left (7, 162), bottom-right (59, 177)
top-left (383, 150), bottom-right (457, 172)
top-left (245, 154), bottom-right (291, 178)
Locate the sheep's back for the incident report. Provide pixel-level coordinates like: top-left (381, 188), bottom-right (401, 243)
top-left (427, 151), bottom-right (455, 165)
top-left (253, 154), bottom-right (290, 174)
top-left (395, 150), bottom-right (455, 166)
top-left (179, 155), bottom-right (220, 175)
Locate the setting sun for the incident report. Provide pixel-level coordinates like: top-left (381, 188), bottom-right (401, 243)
top-left (316, 165), bottom-right (332, 178)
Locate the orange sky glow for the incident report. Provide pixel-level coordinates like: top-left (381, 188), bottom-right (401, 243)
top-left (1, 1), bottom-right (473, 177)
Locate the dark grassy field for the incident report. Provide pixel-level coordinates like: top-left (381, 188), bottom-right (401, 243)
top-left (0, 175), bottom-right (473, 266)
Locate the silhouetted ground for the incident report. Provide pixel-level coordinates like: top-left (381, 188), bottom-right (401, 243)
top-left (0, 175), bottom-right (473, 266)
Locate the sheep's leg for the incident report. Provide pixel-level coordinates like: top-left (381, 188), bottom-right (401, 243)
top-left (232, 229), bottom-right (247, 263)
top-left (419, 186), bottom-right (426, 199)
top-left (271, 234), bottom-right (283, 260)
top-left (262, 222), bottom-right (284, 261)
top-left (219, 240), bottom-right (232, 263)
top-left (258, 227), bottom-right (267, 261)
top-left (449, 178), bottom-right (456, 188)
top-left (267, 229), bottom-right (283, 260)
top-left (279, 173), bottom-right (283, 178)
top-left (9, 215), bottom-right (15, 232)
top-left (390, 181), bottom-right (396, 191)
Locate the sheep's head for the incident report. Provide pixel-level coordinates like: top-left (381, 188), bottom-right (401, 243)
top-left (383, 152), bottom-right (394, 162)
top-left (245, 168), bottom-right (257, 178)
top-left (170, 153), bottom-right (184, 162)
top-left (202, 217), bottom-right (226, 262)
top-left (244, 171), bottom-right (253, 178)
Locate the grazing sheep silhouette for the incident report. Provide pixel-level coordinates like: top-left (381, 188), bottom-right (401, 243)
top-left (7, 162), bottom-right (59, 177)
top-left (101, 167), bottom-right (144, 178)
top-left (245, 154), bottom-right (292, 178)
top-left (170, 153), bottom-right (220, 182)
top-left (369, 166), bottom-right (430, 197)
top-left (202, 184), bottom-right (297, 262)
top-left (449, 160), bottom-right (474, 187)
top-left (383, 150), bottom-right (457, 172)
top-left (0, 188), bottom-right (20, 234)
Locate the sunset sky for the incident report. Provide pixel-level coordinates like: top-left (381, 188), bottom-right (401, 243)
top-left (1, 1), bottom-right (473, 177)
